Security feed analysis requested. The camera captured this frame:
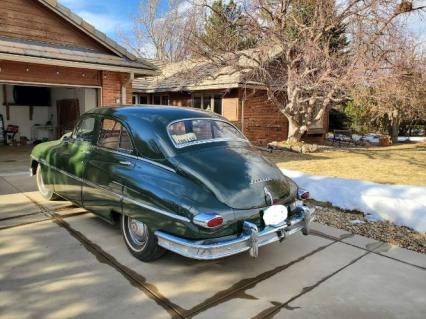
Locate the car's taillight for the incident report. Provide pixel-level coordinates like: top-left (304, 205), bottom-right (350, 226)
top-left (193, 213), bottom-right (224, 228)
top-left (297, 188), bottom-right (310, 200)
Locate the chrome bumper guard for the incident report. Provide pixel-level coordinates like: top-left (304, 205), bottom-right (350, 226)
top-left (154, 205), bottom-right (315, 260)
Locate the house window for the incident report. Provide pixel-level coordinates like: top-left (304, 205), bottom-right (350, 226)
top-left (214, 95), bottom-right (222, 114)
top-left (140, 95), bottom-right (149, 104)
top-left (132, 95), bottom-right (137, 104)
top-left (153, 95), bottom-right (161, 105)
top-left (162, 96), bottom-right (169, 105)
top-left (193, 95), bottom-right (202, 109)
top-left (152, 94), bottom-right (169, 105)
top-left (192, 94), bottom-right (223, 115)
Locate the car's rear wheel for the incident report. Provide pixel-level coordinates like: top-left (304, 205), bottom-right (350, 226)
top-left (121, 215), bottom-right (165, 262)
top-left (36, 164), bottom-right (59, 201)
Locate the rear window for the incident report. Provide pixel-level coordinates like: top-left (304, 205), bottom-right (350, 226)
top-left (167, 119), bottom-right (247, 148)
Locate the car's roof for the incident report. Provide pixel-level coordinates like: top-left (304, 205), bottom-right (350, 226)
top-left (86, 105), bottom-right (223, 125)
top-left (85, 105), bottom-right (236, 159)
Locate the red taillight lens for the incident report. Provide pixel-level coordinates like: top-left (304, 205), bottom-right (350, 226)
top-left (301, 191), bottom-right (310, 200)
top-left (206, 216), bottom-right (224, 228)
top-left (193, 213), bottom-right (224, 228)
top-left (297, 188), bottom-right (310, 200)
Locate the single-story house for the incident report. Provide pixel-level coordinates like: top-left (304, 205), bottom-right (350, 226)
top-left (132, 59), bottom-right (329, 145)
top-left (0, 0), bottom-right (156, 143)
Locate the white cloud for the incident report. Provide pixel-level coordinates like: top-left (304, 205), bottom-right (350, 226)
top-left (77, 11), bottom-right (130, 34)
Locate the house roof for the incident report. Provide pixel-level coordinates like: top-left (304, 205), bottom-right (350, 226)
top-left (132, 46), bottom-right (284, 92)
top-left (0, 0), bottom-right (157, 75)
top-left (0, 37), bottom-right (156, 75)
top-left (132, 56), bottom-right (270, 93)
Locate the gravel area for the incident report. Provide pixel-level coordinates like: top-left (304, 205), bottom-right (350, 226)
top-left (311, 201), bottom-right (426, 254)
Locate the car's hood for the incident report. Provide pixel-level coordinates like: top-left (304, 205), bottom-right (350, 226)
top-left (171, 145), bottom-right (296, 210)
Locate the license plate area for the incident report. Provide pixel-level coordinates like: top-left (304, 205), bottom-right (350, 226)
top-left (263, 205), bottom-right (288, 227)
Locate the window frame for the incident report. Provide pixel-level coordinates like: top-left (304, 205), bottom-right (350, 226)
top-left (166, 117), bottom-right (248, 149)
top-left (71, 115), bottom-right (97, 142)
top-left (192, 94), bottom-right (223, 116)
top-left (96, 116), bottom-right (136, 154)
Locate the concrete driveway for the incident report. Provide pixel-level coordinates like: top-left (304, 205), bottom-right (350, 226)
top-left (1, 175), bottom-right (425, 319)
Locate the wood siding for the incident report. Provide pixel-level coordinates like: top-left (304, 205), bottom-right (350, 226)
top-left (0, 60), bottom-right (101, 86)
top-left (0, 0), bottom-right (110, 52)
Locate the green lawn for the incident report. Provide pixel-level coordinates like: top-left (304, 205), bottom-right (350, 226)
top-left (264, 142), bottom-right (426, 186)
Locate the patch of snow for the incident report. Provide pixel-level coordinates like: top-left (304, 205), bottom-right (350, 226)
top-left (282, 169), bottom-right (426, 232)
top-left (364, 213), bottom-right (382, 223)
top-left (363, 134), bottom-right (380, 144)
top-left (350, 219), bottom-right (365, 225)
top-left (398, 136), bottom-right (426, 142)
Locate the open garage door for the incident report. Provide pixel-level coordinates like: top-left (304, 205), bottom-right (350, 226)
top-left (0, 83), bottom-right (99, 145)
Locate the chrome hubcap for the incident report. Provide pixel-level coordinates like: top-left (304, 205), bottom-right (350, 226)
top-left (127, 218), bottom-right (148, 246)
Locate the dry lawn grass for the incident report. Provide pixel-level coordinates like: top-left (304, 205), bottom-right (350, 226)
top-left (264, 142), bottom-right (426, 186)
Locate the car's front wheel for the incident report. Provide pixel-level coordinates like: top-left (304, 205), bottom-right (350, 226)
top-left (36, 164), bottom-right (59, 201)
top-left (121, 215), bottom-right (165, 262)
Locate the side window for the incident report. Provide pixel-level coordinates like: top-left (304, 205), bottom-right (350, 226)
top-left (98, 119), bottom-right (134, 152)
top-left (119, 126), bottom-right (133, 152)
top-left (72, 117), bottom-right (96, 141)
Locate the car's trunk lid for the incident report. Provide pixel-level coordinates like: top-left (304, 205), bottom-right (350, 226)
top-left (172, 144), bottom-right (293, 210)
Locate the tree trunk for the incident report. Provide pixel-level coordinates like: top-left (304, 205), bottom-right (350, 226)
top-left (287, 117), bottom-right (304, 142)
top-left (390, 112), bottom-right (400, 144)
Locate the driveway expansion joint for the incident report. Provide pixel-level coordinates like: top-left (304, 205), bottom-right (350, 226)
top-left (250, 249), bottom-right (373, 319)
top-left (311, 230), bottom-right (426, 271)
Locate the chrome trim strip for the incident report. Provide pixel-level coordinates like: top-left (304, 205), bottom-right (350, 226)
top-left (123, 197), bottom-right (191, 223)
top-left (92, 145), bottom-right (176, 173)
top-left (166, 117), bottom-right (249, 149)
top-left (33, 158), bottom-right (187, 222)
top-left (155, 206), bottom-right (313, 260)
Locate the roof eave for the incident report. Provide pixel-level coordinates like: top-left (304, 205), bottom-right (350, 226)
top-left (133, 82), bottom-right (266, 93)
top-left (0, 52), bottom-right (157, 76)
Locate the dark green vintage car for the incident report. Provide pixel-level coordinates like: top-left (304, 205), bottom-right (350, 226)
top-left (31, 106), bottom-right (314, 261)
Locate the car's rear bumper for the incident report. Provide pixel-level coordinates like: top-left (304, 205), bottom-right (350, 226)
top-left (154, 205), bottom-right (315, 260)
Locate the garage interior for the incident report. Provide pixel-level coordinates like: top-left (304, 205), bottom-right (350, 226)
top-left (0, 83), bottom-right (98, 146)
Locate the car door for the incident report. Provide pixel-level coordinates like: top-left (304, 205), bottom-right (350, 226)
top-left (53, 115), bottom-right (97, 204)
top-left (82, 117), bottom-right (136, 221)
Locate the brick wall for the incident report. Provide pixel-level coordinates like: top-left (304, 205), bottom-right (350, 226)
top-left (243, 90), bottom-right (289, 145)
top-left (101, 71), bottom-right (132, 106)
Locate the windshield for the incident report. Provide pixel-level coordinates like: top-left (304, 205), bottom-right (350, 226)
top-left (167, 118), bottom-right (247, 148)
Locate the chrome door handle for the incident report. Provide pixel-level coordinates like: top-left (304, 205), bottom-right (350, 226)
top-left (119, 161), bottom-right (132, 166)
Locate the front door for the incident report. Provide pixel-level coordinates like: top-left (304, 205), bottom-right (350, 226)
top-left (53, 116), bottom-right (97, 204)
top-left (82, 118), bottom-right (136, 221)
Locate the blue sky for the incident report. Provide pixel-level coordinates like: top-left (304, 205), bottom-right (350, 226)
top-left (59, 0), bottom-right (169, 39)
top-left (59, 0), bottom-right (425, 44)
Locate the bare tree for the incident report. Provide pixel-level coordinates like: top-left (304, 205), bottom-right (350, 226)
top-left (354, 32), bottom-right (426, 142)
top-left (191, 0), bottom-right (425, 141)
top-left (121, 0), bottom-right (202, 62)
